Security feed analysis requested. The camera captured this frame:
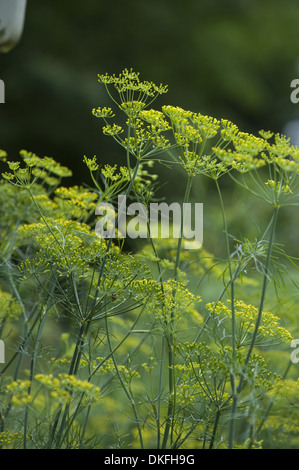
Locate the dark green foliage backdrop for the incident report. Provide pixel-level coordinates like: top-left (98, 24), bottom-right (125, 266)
top-left (1, 0), bottom-right (299, 255)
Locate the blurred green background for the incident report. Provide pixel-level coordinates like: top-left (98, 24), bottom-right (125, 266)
top-left (1, 0), bottom-right (299, 257)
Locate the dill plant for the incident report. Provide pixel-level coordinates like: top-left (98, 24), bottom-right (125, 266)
top-left (0, 69), bottom-right (298, 449)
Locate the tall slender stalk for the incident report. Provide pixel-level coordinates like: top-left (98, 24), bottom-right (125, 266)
top-left (214, 178), bottom-right (237, 449)
top-left (23, 308), bottom-right (48, 448)
top-left (230, 206), bottom-right (279, 448)
top-left (48, 322), bottom-right (87, 448)
top-left (215, 179), bottom-right (236, 357)
top-left (238, 206), bottom-right (279, 391)
top-left (104, 314), bottom-right (144, 449)
top-left (162, 174), bottom-right (193, 449)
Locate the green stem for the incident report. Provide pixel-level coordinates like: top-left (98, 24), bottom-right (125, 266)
top-left (105, 315), bottom-right (144, 449)
top-left (230, 206), bottom-right (279, 449)
top-left (215, 179), bottom-right (236, 357)
top-left (174, 174), bottom-right (193, 279)
top-left (209, 408), bottom-right (221, 449)
top-left (157, 335), bottom-right (165, 449)
top-left (49, 322), bottom-right (87, 448)
top-left (162, 174), bottom-right (193, 449)
top-left (23, 308), bottom-right (48, 448)
top-left (215, 179), bottom-right (237, 449)
top-left (238, 206), bottom-right (279, 393)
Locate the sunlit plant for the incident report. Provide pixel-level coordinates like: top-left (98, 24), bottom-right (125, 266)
top-left (0, 69), bottom-right (298, 449)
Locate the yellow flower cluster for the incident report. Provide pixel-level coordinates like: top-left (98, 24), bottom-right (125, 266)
top-left (6, 380), bottom-right (32, 406)
top-left (34, 373), bottom-right (100, 404)
top-left (2, 150), bottom-right (72, 188)
top-left (17, 217), bottom-right (111, 288)
top-left (0, 289), bottom-right (22, 321)
top-left (54, 185), bottom-right (98, 220)
top-left (102, 123), bottom-right (124, 136)
top-left (92, 106), bottom-right (115, 119)
top-left (98, 68), bottom-right (168, 103)
top-left (206, 300), bottom-right (293, 345)
top-left (149, 279), bottom-right (202, 333)
top-left (265, 179), bottom-right (293, 195)
top-left (0, 430), bottom-right (23, 448)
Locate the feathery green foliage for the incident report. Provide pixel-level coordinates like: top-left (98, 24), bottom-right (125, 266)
top-left (0, 69), bottom-right (298, 449)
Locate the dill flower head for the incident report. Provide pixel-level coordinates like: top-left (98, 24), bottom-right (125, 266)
top-left (98, 68), bottom-right (168, 106)
top-left (92, 106), bottom-right (115, 119)
top-left (212, 131), bottom-right (268, 175)
top-left (2, 150), bottom-right (72, 188)
top-left (102, 123), bottom-right (124, 136)
top-left (206, 300), bottom-right (293, 347)
top-left (162, 106), bottom-right (229, 178)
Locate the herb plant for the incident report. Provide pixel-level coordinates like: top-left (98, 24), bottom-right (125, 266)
top-left (0, 69), bottom-right (298, 449)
